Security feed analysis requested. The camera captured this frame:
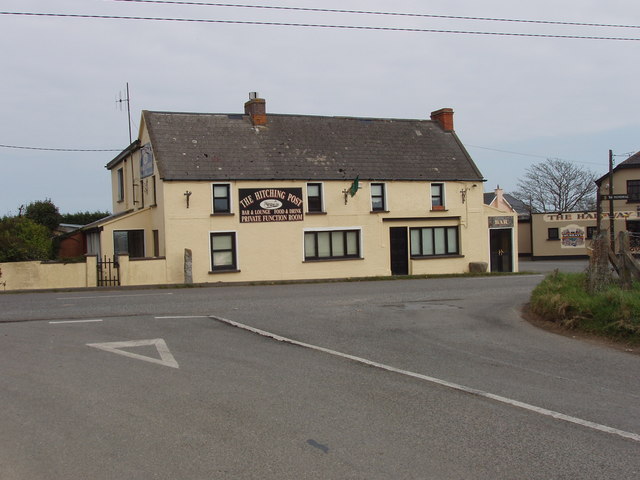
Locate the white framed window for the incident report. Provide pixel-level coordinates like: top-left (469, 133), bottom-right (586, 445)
top-left (212, 183), bottom-right (232, 214)
top-left (210, 231), bottom-right (238, 271)
top-left (371, 182), bottom-right (387, 212)
top-left (306, 182), bottom-right (324, 213)
top-left (303, 227), bottom-right (362, 261)
top-left (431, 183), bottom-right (445, 209)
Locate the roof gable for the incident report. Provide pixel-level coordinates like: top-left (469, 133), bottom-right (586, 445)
top-left (141, 110), bottom-right (485, 182)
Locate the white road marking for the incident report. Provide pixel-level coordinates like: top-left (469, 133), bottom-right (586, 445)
top-left (211, 315), bottom-right (640, 444)
top-left (57, 293), bottom-right (174, 300)
top-left (154, 315), bottom-right (208, 319)
top-left (86, 338), bottom-right (179, 368)
top-left (49, 319), bottom-right (103, 324)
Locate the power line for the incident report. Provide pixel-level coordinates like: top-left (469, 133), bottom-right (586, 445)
top-left (108, 0), bottom-right (640, 30)
top-left (466, 145), bottom-right (605, 166)
top-left (2, 11), bottom-right (640, 41)
top-left (0, 144), bottom-right (120, 152)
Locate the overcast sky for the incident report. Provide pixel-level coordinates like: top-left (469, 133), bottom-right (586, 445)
top-left (2, 0), bottom-right (639, 215)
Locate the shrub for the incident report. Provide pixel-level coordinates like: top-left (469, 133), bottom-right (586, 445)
top-left (0, 216), bottom-right (53, 262)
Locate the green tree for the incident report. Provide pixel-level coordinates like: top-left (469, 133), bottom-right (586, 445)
top-left (0, 216), bottom-right (53, 262)
top-left (60, 210), bottom-right (111, 226)
top-left (24, 199), bottom-right (62, 232)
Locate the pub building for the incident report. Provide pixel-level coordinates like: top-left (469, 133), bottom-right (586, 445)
top-left (85, 94), bottom-right (516, 286)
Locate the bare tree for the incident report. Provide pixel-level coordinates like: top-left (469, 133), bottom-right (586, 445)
top-left (513, 158), bottom-right (597, 213)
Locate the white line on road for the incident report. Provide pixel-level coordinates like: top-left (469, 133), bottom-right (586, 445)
top-left (49, 319), bottom-right (103, 324)
top-left (57, 293), bottom-right (174, 300)
top-left (86, 338), bottom-right (179, 368)
top-left (154, 316), bottom-right (209, 319)
top-left (211, 315), bottom-right (640, 444)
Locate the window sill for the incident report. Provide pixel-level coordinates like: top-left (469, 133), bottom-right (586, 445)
top-left (210, 213), bottom-right (235, 217)
top-left (303, 257), bottom-right (363, 263)
top-left (370, 210), bottom-right (390, 214)
top-left (430, 208), bottom-right (448, 212)
top-left (547, 239), bottom-right (560, 242)
top-left (411, 254), bottom-right (464, 260)
top-left (306, 211), bottom-right (327, 215)
top-left (209, 269), bottom-right (241, 274)
top-left (130, 256), bottom-right (166, 262)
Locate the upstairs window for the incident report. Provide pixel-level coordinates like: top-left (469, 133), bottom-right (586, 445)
top-left (431, 183), bottom-right (444, 209)
top-left (627, 180), bottom-right (640, 203)
top-left (117, 168), bottom-right (124, 202)
top-left (307, 183), bottom-right (323, 213)
top-left (212, 184), bottom-right (231, 214)
top-left (548, 228), bottom-right (559, 240)
top-left (586, 226), bottom-right (598, 239)
top-left (371, 183), bottom-right (386, 211)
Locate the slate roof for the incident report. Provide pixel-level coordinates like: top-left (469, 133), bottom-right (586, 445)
top-left (503, 193), bottom-right (531, 217)
top-left (595, 150), bottom-right (640, 185)
top-left (138, 111), bottom-right (484, 182)
top-left (618, 150), bottom-right (640, 168)
top-left (483, 192), bottom-right (530, 219)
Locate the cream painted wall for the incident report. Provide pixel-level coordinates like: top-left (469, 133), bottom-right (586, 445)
top-left (156, 179), bottom-right (492, 284)
top-left (598, 168), bottom-right (640, 249)
top-left (518, 221), bottom-right (532, 255)
top-left (530, 213), bottom-right (596, 257)
top-left (0, 261), bottom-right (88, 291)
top-left (98, 209), bottom-right (157, 259)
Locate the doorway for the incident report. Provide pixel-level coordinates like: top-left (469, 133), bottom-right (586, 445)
top-left (490, 229), bottom-right (513, 272)
top-left (390, 227), bottom-right (409, 275)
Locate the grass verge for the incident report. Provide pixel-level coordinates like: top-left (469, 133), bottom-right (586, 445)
top-left (530, 271), bottom-right (640, 345)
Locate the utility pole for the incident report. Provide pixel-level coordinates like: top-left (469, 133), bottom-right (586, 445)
top-left (609, 149), bottom-right (615, 251)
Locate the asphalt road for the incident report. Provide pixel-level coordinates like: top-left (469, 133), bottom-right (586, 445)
top-left (0, 275), bottom-right (638, 479)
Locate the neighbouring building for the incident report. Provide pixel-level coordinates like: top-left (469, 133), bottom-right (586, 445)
top-left (484, 187), bottom-right (597, 260)
top-left (527, 211), bottom-right (598, 259)
top-left (82, 95), bottom-right (517, 286)
top-left (596, 151), bottom-right (640, 254)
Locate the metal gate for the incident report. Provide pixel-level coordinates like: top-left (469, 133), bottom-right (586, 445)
top-left (97, 256), bottom-right (120, 287)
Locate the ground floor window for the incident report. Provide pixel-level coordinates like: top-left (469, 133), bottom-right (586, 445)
top-left (86, 231), bottom-right (101, 256)
top-left (113, 230), bottom-right (145, 258)
top-left (210, 232), bottom-right (237, 271)
top-left (304, 229), bottom-right (360, 260)
top-left (410, 226), bottom-right (458, 257)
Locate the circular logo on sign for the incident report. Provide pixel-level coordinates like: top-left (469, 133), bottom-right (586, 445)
top-left (260, 199), bottom-right (282, 210)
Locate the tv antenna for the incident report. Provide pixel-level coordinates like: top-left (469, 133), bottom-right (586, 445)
top-left (116, 82), bottom-right (132, 144)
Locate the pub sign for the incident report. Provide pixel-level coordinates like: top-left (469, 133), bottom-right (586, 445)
top-left (488, 216), bottom-right (514, 228)
top-left (239, 188), bottom-right (304, 223)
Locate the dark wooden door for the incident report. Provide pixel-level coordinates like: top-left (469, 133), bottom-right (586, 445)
top-left (490, 229), bottom-right (513, 272)
top-left (390, 227), bottom-right (409, 275)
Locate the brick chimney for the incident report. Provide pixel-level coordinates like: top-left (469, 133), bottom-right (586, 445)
top-left (430, 108), bottom-right (454, 131)
top-left (244, 92), bottom-right (267, 126)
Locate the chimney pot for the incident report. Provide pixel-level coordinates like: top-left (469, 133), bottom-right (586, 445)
top-left (430, 108), bottom-right (454, 131)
